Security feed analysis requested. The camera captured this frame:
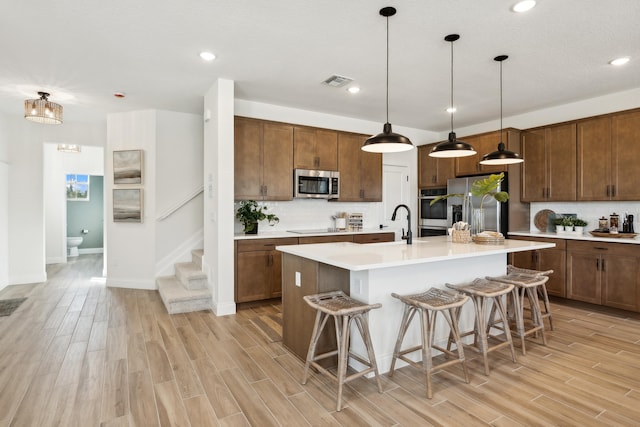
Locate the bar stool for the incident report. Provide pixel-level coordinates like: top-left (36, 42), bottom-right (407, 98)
top-left (486, 269), bottom-right (550, 355)
top-left (302, 291), bottom-right (383, 411)
top-left (446, 278), bottom-right (517, 375)
top-left (506, 265), bottom-right (555, 331)
top-left (389, 287), bottom-right (470, 399)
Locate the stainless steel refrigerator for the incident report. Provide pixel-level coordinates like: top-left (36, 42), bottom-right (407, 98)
top-left (446, 174), bottom-right (509, 235)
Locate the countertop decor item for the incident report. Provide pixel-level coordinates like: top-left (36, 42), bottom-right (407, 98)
top-left (235, 200), bottom-right (279, 234)
top-left (534, 209), bottom-right (555, 232)
top-left (589, 231), bottom-right (638, 239)
top-left (480, 55), bottom-right (523, 165)
top-left (361, 6), bottom-right (414, 153)
top-left (429, 34), bottom-right (476, 158)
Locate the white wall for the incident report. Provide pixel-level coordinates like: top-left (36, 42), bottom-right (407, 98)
top-left (106, 111), bottom-right (157, 289)
top-left (0, 113), bottom-right (8, 291)
top-left (155, 110), bottom-right (204, 276)
top-left (204, 79), bottom-right (236, 316)
top-left (43, 144), bottom-right (104, 264)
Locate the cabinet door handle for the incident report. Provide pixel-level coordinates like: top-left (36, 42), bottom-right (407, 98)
top-left (596, 258), bottom-right (600, 271)
top-left (612, 185), bottom-right (616, 197)
top-left (601, 259), bottom-right (605, 272)
top-left (594, 247), bottom-right (608, 251)
top-left (606, 185), bottom-right (610, 197)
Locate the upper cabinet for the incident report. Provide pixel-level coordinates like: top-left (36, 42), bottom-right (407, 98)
top-left (337, 132), bottom-right (382, 202)
top-left (418, 143), bottom-right (455, 188)
top-left (577, 111), bottom-right (640, 201)
top-left (521, 123), bottom-right (577, 202)
top-left (454, 129), bottom-right (519, 177)
top-left (293, 126), bottom-right (338, 170)
top-left (235, 117), bottom-right (293, 201)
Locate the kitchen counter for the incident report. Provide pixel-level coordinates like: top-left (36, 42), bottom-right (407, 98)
top-left (510, 230), bottom-right (640, 244)
top-left (279, 235), bottom-right (554, 373)
top-left (234, 228), bottom-right (395, 240)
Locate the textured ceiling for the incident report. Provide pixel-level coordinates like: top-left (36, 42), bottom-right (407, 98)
top-left (1, 0), bottom-right (639, 132)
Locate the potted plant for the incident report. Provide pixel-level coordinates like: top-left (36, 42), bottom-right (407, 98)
top-left (235, 200), bottom-right (279, 234)
top-left (431, 173), bottom-right (509, 235)
top-left (573, 218), bottom-right (587, 234)
top-left (561, 216), bottom-right (574, 232)
top-left (553, 217), bottom-right (565, 232)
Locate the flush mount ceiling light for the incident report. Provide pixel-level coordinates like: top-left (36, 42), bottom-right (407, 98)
top-left (609, 56), bottom-right (630, 66)
top-left (362, 6), bottom-right (414, 153)
top-left (347, 86), bottom-right (360, 94)
top-left (512, 1), bottom-right (536, 13)
top-left (480, 55), bottom-right (524, 165)
top-left (430, 34), bottom-right (476, 158)
top-left (24, 91), bottom-right (63, 125)
top-left (57, 144), bottom-right (81, 153)
top-left (199, 51), bottom-right (216, 61)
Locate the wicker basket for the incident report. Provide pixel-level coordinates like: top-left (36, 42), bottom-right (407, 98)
top-left (451, 229), bottom-right (472, 243)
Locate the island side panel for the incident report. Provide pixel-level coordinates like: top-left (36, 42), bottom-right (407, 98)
top-left (281, 253), bottom-right (350, 363)
top-left (349, 253), bottom-right (507, 374)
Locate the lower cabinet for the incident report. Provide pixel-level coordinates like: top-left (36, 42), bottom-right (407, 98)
top-left (235, 233), bottom-right (395, 303)
top-left (508, 237), bottom-right (566, 297)
top-left (567, 240), bottom-right (640, 311)
top-left (235, 238), bottom-right (299, 303)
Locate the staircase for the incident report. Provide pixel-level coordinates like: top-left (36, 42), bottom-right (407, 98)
top-left (157, 249), bottom-right (212, 314)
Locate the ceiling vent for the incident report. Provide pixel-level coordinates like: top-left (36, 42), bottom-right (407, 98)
top-left (321, 75), bottom-right (353, 87)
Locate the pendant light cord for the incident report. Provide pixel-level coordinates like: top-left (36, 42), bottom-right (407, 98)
top-left (386, 14), bottom-right (389, 124)
top-left (500, 59), bottom-right (503, 143)
top-left (450, 39), bottom-right (454, 133)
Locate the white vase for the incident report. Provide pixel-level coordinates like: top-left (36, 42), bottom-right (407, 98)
top-left (555, 225), bottom-right (564, 233)
top-left (574, 226), bottom-right (584, 235)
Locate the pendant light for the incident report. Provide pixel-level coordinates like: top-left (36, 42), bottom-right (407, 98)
top-left (362, 7), bottom-right (414, 153)
top-left (24, 91), bottom-right (63, 125)
top-left (480, 55), bottom-right (524, 165)
top-left (429, 34), bottom-right (476, 158)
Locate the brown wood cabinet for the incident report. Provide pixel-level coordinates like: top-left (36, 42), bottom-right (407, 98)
top-left (577, 111), bottom-right (640, 201)
top-left (234, 117), bottom-right (293, 201)
top-left (566, 240), bottom-right (640, 311)
top-left (293, 126), bottom-right (338, 171)
top-left (521, 123), bottom-right (577, 202)
top-left (337, 132), bottom-right (383, 201)
top-left (235, 238), bottom-right (299, 303)
top-left (353, 232), bottom-right (394, 244)
top-left (454, 129), bottom-right (518, 177)
top-left (418, 143), bottom-right (455, 188)
top-left (508, 237), bottom-right (566, 297)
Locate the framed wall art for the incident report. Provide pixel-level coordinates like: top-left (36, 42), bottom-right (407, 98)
top-left (113, 149), bottom-right (143, 184)
top-left (113, 188), bottom-right (143, 223)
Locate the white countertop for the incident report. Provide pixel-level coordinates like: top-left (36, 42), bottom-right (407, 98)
top-left (277, 235), bottom-right (555, 271)
top-left (510, 230), bottom-right (640, 244)
top-left (234, 228), bottom-right (395, 240)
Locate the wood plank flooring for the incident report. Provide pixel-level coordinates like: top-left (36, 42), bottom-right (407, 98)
top-left (2, 254), bottom-right (640, 426)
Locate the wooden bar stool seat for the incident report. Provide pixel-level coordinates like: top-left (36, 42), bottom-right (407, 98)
top-left (389, 287), bottom-right (470, 398)
top-left (506, 265), bottom-right (554, 330)
top-left (446, 278), bottom-right (517, 375)
top-left (486, 269), bottom-right (550, 355)
top-left (302, 291), bottom-right (383, 411)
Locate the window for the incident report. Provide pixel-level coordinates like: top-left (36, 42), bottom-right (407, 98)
top-left (66, 174), bottom-right (90, 201)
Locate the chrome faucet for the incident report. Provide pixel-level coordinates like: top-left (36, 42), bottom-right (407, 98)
top-left (391, 204), bottom-right (412, 244)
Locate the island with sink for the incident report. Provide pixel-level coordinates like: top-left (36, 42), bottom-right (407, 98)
top-left (277, 236), bottom-right (555, 373)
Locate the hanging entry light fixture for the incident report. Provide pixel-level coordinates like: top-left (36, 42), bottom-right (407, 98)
top-left (24, 91), bottom-right (63, 125)
top-left (430, 34), bottom-right (476, 158)
top-left (480, 55), bottom-right (523, 165)
top-left (362, 6), bottom-right (414, 153)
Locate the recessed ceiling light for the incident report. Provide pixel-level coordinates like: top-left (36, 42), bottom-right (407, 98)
top-left (347, 87), bottom-right (360, 94)
top-left (512, 1), bottom-right (536, 13)
top-left (609, 57), bottom-right (630, 66)
top-left (446, 107), bottom-right (457, 113)
top-left (199, 51), bottom-right (216, 61)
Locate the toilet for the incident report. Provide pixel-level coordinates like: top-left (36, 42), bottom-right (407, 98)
top-left (67, 237), bottom-right (83, 257)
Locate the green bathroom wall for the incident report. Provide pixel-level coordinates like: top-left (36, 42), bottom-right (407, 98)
top-left (67, 175), bottom-right (104, 249)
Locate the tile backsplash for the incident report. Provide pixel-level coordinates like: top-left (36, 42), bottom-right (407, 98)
top-left (234, 199), bottom-right (384, 233)
top-left (529, 201), bottom-right (640, 231)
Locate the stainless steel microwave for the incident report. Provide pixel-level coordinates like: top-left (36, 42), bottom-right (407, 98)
top-left (294, 169), bottom-right (339, 199)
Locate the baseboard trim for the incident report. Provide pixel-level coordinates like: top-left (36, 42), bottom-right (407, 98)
top-left (79, 248), bottom-right (104, 254)
top-left (9, 272), bottom-right (47, 286)
top-left (46, 256), bottom-right (66, 265)
top-left (212, 300), bottom-right (236, 316)
top-left (107, 278), bottom-right (157, 290)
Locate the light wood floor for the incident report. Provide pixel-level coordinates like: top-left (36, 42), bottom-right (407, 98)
top-left (2, 254), bottom-right (640, 426)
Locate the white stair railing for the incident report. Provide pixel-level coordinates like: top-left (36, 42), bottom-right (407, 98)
top-left (157, 185), bottom-right (204, 221)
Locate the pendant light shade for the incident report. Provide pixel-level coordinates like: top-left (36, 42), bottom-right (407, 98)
top-left (430, 34), bottom-right (476, 158)
top-left (480, 55), bottom-right (524, 165)
top-left (362, 7), bottom-right (414, 153)
top-left (24, 92), bottom-right (63, 125)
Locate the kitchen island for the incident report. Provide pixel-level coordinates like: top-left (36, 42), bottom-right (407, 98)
top-left (277, 236), bottom-right (555, 373)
